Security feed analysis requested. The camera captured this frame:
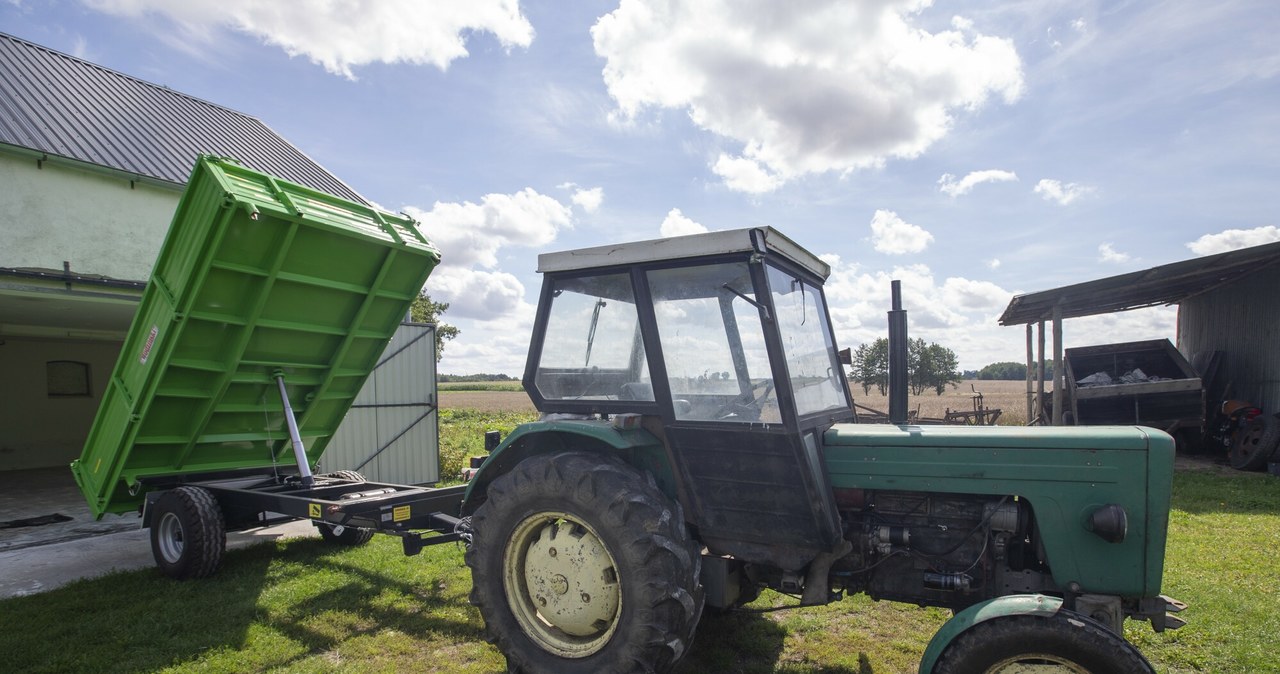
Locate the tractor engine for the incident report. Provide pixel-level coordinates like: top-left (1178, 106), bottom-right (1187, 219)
top-left (831, 489), bottom-right (1050, 610)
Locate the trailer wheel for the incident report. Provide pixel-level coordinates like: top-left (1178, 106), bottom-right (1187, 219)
top-left (466, 452), bottom-right (704, 674)
top-left (932, 611), bottom-right (1153, 674)
top-left (150, 486), bottom-right (226, 580)
top-left (316, 470), bottom-right (375, 546)
top-left (1228, 414), bottom-right (1280, 471)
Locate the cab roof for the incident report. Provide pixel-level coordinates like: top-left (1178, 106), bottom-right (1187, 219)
top-left (537, 227), bottom-right (831, 280)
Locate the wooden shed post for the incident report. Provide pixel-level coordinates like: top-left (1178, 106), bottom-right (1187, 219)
top-left (1036, 320), bottom-right (1046, 424)
top-left (1025, 324), bottom-right (1034, 423)
top-left (1052, 305), bottom-right (1064, 426)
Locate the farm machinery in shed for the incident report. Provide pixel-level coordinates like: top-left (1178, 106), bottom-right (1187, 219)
top-left (74, 159), bottom-right (1183, 673)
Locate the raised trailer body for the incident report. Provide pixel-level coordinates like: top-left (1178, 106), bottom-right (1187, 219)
top-left (71, 156), bottom-right (464, 575)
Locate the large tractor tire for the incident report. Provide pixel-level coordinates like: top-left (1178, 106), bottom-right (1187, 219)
top-left (933, 611), bottom-right (1153, 674)
top-left (466, 451), bottom-right (704, 674)
top-left (1229, 414), bottom-right (1280, 471)
top-left (316, 470), bottom-right (375, 546)
top-left (150, 486), bottom-right (226, 580)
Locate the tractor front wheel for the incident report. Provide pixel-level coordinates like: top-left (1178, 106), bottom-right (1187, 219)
top-left (466, 451), bottom-right (703, 674)
top-left (933, 611), bottom-right (1153, 674)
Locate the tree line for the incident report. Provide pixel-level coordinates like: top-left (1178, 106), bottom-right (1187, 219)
top-left (847, 337), bottom-right (963, 396)
top-left (847, 344), bottom-right (1056, 396)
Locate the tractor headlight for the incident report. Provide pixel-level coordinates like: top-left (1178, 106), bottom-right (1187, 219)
top-left (1088, 504), bottom-right (1128, 543)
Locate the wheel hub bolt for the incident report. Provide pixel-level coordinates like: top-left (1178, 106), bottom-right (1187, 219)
top-left (551, 574), bottom-right (569, 595)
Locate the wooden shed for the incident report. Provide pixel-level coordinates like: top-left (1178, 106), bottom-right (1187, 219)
top-left (998, 241), bottom-right (1280, 438)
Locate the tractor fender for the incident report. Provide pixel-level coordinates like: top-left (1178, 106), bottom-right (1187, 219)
top-left (917, 594), bottom-right (1064, 674)
top-left (460, 419), bottom-right (676, 515)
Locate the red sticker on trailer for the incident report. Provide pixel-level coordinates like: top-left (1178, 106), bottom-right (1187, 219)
top-left (139, 325), bottom-right (159, 364)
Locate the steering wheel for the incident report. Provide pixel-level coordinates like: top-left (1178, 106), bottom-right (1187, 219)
top-left (713, 380), bottom-right (775, 420)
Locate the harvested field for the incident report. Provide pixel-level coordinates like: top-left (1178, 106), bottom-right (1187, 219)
top-left (439, 379), bottom-right (1034, 423)
top-left (849, 378), bottom-right (1033, 425)
top-left (439, 389), bottom-right (536, 413)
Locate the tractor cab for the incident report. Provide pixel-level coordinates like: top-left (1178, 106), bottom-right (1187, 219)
top-left (522, 227), bottom-right (854, 568)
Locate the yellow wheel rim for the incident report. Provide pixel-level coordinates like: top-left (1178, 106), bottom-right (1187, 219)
top-left (503, 511), bottom-right (622, 658)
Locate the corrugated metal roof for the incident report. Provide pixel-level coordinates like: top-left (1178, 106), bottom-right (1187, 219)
top-left (999, 240), bottom-right (1280, 325)
top-left (0, 32), bottom-right (366, 204)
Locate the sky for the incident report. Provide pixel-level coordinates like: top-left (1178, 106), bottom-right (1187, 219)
top-left (4, 0), bottom-right (1279, 376)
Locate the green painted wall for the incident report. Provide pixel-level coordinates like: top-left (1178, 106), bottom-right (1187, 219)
top-left (0, 151), bottom-right (180, 281)
top-left (0, 150), bottom-right (179, 471)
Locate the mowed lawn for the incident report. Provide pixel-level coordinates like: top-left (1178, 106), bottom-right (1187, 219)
top-left (2, 393), bottom-right (1277, 673)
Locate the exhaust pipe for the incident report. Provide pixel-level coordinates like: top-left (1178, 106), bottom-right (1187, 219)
top-left (888, 280), bottom-right (908, 424)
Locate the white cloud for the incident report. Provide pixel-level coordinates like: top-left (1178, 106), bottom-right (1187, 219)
top-left (869, 209), bottom-right (933, 255)
top-left (408, 188), bottom-right (573, 269)
top-left (938, 169), bottom-right (1018, 197)
top-left (83, 0), bottom-right (534, 78)
top-left (405, 188), bottom-right (571, 327)
top-left (1071, 18), bottom-right (1088, 33)
top-left (711, 154), bottom-right (784, 194)
top-left (1186, 225), bottom-right (1280, 255)
top-left (820, 254), bottom-right (1176, 371)
top-left (1098, 243), bottom-right (1131, 263)
top-left (820, 257), bottom-right (1019, 368)
top-left (592, 0), bottom-right (1024, 191)
top-left (660, 208), bottom-right (709, 237)
top-left (986, 258), bottom-right (1001, 269)
top-left (559, 183), bottom-right (604, 213)
top-left (1034, 178), bottom-right (1093, 205)
top-left (425, 267), bottom-right (526, 321)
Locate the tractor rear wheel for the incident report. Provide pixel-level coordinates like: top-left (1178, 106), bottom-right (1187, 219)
top-left (466, 451), bottom-right (704, 674)
top-left (932, 611), bottom-right (1153, 674)
top-left (150, 486), bottom-right (226, 580)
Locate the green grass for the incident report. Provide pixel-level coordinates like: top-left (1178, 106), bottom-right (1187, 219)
top-left (3, 467), bottom-right (1276, 672)
top-left (1126, 468), bottom-right (1280, 673)
top-left (436, 409), bottom-right (537, 482)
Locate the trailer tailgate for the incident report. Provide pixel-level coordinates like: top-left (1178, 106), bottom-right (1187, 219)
top-left (71, 156), bottom-right (440, 518)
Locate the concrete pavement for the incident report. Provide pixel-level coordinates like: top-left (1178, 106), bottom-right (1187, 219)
top-left (0, 518), bottom-right (318, 599)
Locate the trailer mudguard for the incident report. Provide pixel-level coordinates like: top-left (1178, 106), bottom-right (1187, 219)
top-left (917, 594), bottom-right (1064, 674)
top-left (460, 419), bottom-right (676, 514)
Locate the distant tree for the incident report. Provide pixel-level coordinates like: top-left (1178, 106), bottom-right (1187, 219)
top-left (849, 339), bottom-right (889, 395)
top-left (410, 291), bottom-right (460, 362)
top-left (439, 373), bottom-right (516, 382)
top-left (978, 361), bottom-right (1055, 380)
top-left (978, 361), bottom-right (1026, 380)
top-left (908, 338), bottom-right (962, 395)
top-left (847, 337), bottom-right (960, 396)
top-left (924, 342), bottom-right (963, 395)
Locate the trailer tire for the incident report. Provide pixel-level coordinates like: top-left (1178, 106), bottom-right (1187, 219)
top-left (316, 470), bottom-right (375, 546)
top-left (150, 486), bottom-right (226, 580)
top-left (1229, 414), bottom-right (1280, 471)
top-left (932, 611), bottom-right (1153, 674)
top-left (466, 451), bottom-right (704, 674)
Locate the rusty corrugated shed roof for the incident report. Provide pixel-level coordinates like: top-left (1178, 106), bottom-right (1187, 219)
top-left (998, 240), bottom-right (1280, 325)
top-left (0, 32), bottom-right (366, 204)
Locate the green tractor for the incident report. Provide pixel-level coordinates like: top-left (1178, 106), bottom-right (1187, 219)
top-left (460, 227), bottom-right (1183, 674)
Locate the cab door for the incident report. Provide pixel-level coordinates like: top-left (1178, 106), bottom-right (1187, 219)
top-left (640, 258), bottom-right (851, 568)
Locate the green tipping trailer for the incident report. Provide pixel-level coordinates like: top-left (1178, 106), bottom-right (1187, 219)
top-left (71, 156), bottom-right (467, 579)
